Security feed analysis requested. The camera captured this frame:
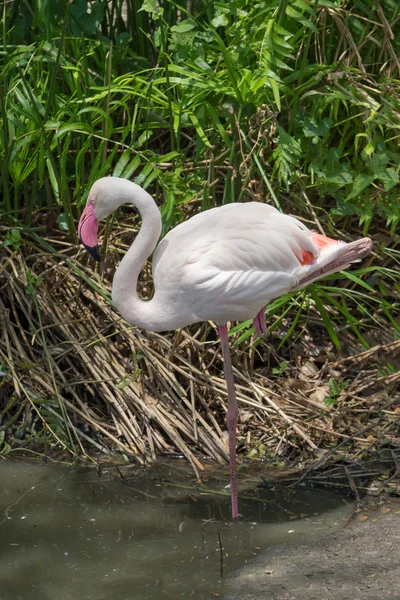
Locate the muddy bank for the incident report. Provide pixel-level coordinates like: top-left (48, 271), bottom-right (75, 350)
top-left (223, 508), bottom-right (400, 600)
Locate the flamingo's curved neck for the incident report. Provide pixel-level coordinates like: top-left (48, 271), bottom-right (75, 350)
top-left (111, 183), bottom-right (163, 331)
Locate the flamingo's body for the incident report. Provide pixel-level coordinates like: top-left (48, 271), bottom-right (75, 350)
top-left (78, 177), bottom-right (372, 519)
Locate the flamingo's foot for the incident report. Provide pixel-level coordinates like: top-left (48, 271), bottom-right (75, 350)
top-left (252, 307), bottom-right (269, 339)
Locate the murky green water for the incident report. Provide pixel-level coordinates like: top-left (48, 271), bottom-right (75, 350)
top-left (0, 459), bottom-right (355, 600)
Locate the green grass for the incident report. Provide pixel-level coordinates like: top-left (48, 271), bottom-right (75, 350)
top-left (1, 0), bottom-right (399, 225)
top-left (1, 0), bottom-right (399, 348)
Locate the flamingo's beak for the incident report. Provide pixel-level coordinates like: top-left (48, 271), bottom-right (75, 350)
top-left (78, 203), bottom-right (102, 262)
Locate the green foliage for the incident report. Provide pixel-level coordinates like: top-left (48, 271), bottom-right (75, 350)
top-left (26, 270), bottom-right (43, 295)
top-left (2, 229), bottom-right (21, 250)
top-left (1, 0), bottom-right (399, 228)
top-left (272, 360), bottom-right (289, 376)
top-left (0, 0), bottom-right (399, 348)
top-left (323, 377), bottom-right (349, 408)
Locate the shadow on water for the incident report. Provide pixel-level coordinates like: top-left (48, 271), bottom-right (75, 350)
top-left (0, 459), bottom-right (355, 600)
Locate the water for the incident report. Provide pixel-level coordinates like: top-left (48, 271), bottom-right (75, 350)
top-left (0, 459), bottom-right (355, 600)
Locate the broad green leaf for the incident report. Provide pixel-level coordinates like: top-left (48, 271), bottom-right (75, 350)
top-left (376, 167), bottom-right (399, 191)
top-left (286, 6), bottom-right (317, 31)
top-left (320, 170), bottom-right (353, 187)
top-left (346, 174), bottom-right (374, 201)
top-left (211, 14), bottom-right (229, 28)
top-left (268, 78), bottom-right (281, 111)
top-left (293, 0), bottom-right (316, 16)
top-left (171, 20), bottom-right (197, 33)
top-left (362, 142), bottom-right (375, 157)
top-left (194, 57), bottom-right (212, 72)
top-left (139, 0), bottom-right (156, 12)
top-left (57, 213), bottom-right (69, 232)
top-left (157, 151), bottom-right (181, 162)
top-left (303, 117), bottom-right (332, 138)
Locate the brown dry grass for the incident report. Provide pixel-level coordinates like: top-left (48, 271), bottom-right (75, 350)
top-left (1, 224), bottom-right (399, 492)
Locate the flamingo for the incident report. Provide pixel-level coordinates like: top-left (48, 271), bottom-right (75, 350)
top-left (78, 176), bottom-right (372, 520)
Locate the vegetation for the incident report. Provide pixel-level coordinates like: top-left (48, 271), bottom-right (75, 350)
top-left (0, 0), bottom-right (399, 489)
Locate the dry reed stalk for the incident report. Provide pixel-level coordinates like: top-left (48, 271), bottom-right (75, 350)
top-left (0, 239), bottom-right (398, 476)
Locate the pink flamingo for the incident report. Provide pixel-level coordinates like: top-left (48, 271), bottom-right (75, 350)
top-left (78, 177), bottom-right (372, 519)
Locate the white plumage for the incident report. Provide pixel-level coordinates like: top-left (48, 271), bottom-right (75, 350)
top-left (153, 202), bottom-right (344, 326)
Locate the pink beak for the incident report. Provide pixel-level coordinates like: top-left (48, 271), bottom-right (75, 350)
top-left (78, 203), bottom-right (101, 262)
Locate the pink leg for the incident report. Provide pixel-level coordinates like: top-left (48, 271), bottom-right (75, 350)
top-left (252, 307), bottom-right (269, 338)
top-left (219, 324), bottom-right (239, 520)
top-left (252, 313), bottom-right (264, 338)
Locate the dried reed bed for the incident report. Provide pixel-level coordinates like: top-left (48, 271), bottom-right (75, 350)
top-left (0, 232), bottom-right (399, 483)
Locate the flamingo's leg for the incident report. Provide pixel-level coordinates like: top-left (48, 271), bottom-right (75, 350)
top-left (252, 313), bottom-right (263, 338)
top-left (253, 308), bottom-right (280, 371)
top-left (252, 307), bottom-right (269, 338)
top-left (219, 324), bottom-right (239, 520)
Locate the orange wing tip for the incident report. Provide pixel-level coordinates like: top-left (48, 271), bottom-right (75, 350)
top-left (299, 250), bottom-right (316, 266)
top-left (296, 233), bottom-right (348, 266)
top-left (312, 232), bottom-right (341, 249)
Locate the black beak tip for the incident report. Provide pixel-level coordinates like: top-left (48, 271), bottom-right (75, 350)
top-left (83, 243), bottom-right (102, 262)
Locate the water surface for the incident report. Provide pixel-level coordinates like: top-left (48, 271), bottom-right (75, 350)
top-left (0, 459), bottom-right (355, 599)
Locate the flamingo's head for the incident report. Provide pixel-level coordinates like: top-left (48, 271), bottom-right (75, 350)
top-left (78, 177), bottom-right (126, 262)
